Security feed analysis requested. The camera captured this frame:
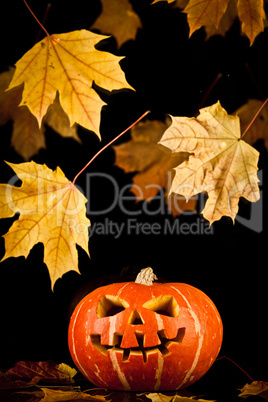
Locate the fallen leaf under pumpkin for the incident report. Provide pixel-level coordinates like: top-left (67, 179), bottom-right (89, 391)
top-left (159, 101), bottom-right (260, 224)
top-left (0, 161), bottom-right (90, 289)
top-left (238, 381), bottom-right (268, 399)
top-left (6, 361), bottom-right (77, 385)
top-left (40, 387), bottom-right (109, 401)
top-left (144, 393), bottom-right (216, 401)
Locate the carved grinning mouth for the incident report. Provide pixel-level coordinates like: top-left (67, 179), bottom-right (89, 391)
top-left (91, 327), bottom-right (185, 363)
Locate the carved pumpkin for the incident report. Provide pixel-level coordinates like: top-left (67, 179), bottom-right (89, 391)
top-left (68, 268), bottom-right (223, 391)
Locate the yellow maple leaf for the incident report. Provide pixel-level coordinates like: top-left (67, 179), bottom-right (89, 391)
top-left (159, 101), bottom-right (260, 224)
top-left (0, 69), bottom-right (22, 125)
top-left (91, 0), bottom-right (142, 48)
top-left (151, 0), bottom-right (178, 4)
top-left (237, 0), bottom-right (266, 45)
top-left (179, 0), bottom-right (266, 44)
top-left (145, 393), bottom-right (216, 401)
top-left (7, 29), bottom-right (133, 138)
top-left (0, 68), bottom-right (80, 160)
top-left (238, 381), bottom-right (268, 399)
top-left (205, 0), bottom-right (238, 39)
top-left (41, 387), bottom-right (109, 401)
top-left (182, 0), bottom-right (230, 36)
top-left (11, 105), bottom-right (46, 160)
top-left (0, 161), bottom-right (90, 289)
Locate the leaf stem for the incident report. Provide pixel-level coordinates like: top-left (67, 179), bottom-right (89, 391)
top-left (72, 110), bottom-right (150, 184)
top-left (241, 97), bottom-right (268, 139)
top-left (216, 356), bottom-right (255, 382)
top-left (198, 73), bottom-right (223, 111)
top-left (23, 0), bottom-right (50, 37)
top-left (34, 3), bottom-right (51, 43)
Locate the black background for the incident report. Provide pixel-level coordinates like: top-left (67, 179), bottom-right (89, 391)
top-left (0, 0), bottom-right (267, 400)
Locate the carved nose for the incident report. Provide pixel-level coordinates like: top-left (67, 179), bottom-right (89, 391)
top-left (128, 310), bottom-right (144, 325)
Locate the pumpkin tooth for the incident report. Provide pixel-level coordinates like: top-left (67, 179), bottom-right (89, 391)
top-left (122, 349), bottom-right (130, 361)
top-left (173, 327), bottom-right (186, 343)
top-left (90, 334), bottom-right (108, 356)
top-left (158, 328), bottom-right (185, 344)
top-left (91, 328), bottom-right (186, 362)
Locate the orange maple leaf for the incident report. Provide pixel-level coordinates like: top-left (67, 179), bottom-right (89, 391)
top-left (0, 161), bottom-right (90, 289)
top-left (154, 0), bottom-right (266, 44)
top-left (114, 119), bottom-right (196, 215)
top-left (183, 0), bottom-right (230, 36)
top-left (237, 0), bottom-right (266, 45)
top-left (159, 101), bottom-right (260, 224)
top-left (91, 0), bottom-right (142, 48)
top-left (7, 29), bottom-right (133, 138)
top-left (205, 0), bottom-right (238, 39)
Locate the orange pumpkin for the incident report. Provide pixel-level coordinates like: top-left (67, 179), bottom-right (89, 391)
top-left (68, 268), bottom-right (223, 391)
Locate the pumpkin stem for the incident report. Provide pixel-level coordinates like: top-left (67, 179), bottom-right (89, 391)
top-left (135, 267), bottom-right (158, 286)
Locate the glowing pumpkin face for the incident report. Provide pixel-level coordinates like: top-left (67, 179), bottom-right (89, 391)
top-left (68, 274), bottom-right (223, 391)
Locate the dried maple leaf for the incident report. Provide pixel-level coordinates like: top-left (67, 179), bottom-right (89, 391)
top-left (0, 69), bottom-right (79, 160)
top-left (11, 104), bottom-right (46, 161)
top-left (0, 371), bottom-right (39, 390)
top-left (145, 393), bottom-right (174, 402)
top-left (205, 0), bottom-right (237, 39)
top-left (154, 0), bottom-right (266, 44)
top-left (159, 101), bottom-right (260, 224)
top-left (145, 394), bottom-right (216, 402)
top-left (114, 119), bottom-right (196, 215)
top-left (151, 0), bottom-right (178, 4)
top-left (7, 29), bottom-right (133, 138)
top-left (0, 161), bottom-right (90, 289)
top-left (40, 387), bottom-right (109, 401)
top-left (237, 0), bottom-right (266, 45)
top-left (91, 0), bottom-right (142, 48)
top-left (44, 94), bottom-right (80, 143)
top-left (172, 397), bottom-right (216, 402)
top-left (0, 68), bottom-right (22, 125)
top-left (238, 381), bottom-right (268, 399)
top-left (6, 361), bottom-right (77, 385)
top-left (236, 99), bottom-right (268, 150)
top-left (183, 0), bottom-right (230, 36)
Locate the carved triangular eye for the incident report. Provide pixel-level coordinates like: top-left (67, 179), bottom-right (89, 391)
top-left (128, 310), bottom-right (144, 325)
top-left (143, 295), bottom-right (179, 317)
top-left (97, 295), bottom-right (129, 318)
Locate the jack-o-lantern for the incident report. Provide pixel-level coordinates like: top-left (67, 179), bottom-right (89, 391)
top-left (68, 268), bottom-right (223, 391)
